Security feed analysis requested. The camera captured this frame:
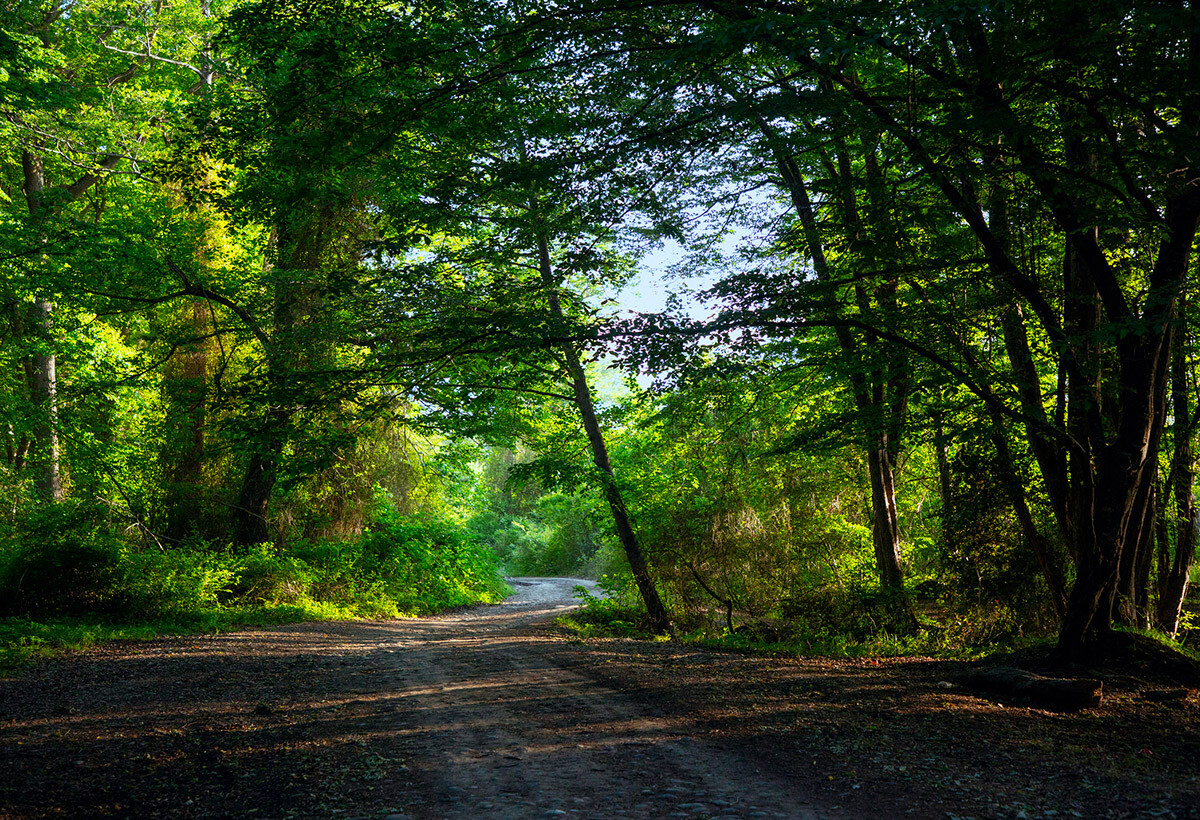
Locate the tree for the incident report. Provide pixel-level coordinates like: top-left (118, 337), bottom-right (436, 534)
top-left (2, 0), bottom-right (219, 503)
top-left (690, 0), bottom-right (1200, 657)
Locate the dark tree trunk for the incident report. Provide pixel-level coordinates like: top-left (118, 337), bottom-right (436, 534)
top-left (1057, 216), bottom-right (1192, 657)
top-left (163, 301), bottom-right (210, 540)
top-left (233, 437), bottom-right (282, 546)
top-left (989, 425), bottom-right (1069, 618)
top-left (1157, 310), bottom-right (1198, 634)
top-left (532, 224), bottom-right (671, 632)
top-left (866, 440), bottom-right (903, 590)
top-left (229, 216), bottom-right (333, 546)
top-left (764, 130), bottom-right (910, 595)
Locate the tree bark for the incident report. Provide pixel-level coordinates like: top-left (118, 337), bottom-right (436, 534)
top-left (866, 440), bottom-right (904, 590)
top-left (233, 439), bottom-right (281, 546)
top-left (26, 300), bottom-right (61, 501)
top-left (20, 151), bottom-right (63, 501)
top-left (958, 666), bottom-right (1103, 711)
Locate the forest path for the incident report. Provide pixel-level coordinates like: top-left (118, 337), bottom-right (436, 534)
top-left (0, 577), bottom-right (828, 820)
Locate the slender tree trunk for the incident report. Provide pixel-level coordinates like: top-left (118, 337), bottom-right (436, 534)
top-left (988, 425), bottom-right (1069, 618)
top-left (1157, 309), bottom-right (1197, 634)
top-left (866, 440), bottom-right (903, 590)
top-left (20, 152), bottom-right (63, 501)
top-left (531, 221), bottom-right (670, 632)
top-left (27, 300), bottom-right (61, 501)
top-left (1158, 505), bottom-right (1197, 636)
top-left (935, 409), bottom-right (953, 538)
top-left (766, 136), bottom-right (909, 594)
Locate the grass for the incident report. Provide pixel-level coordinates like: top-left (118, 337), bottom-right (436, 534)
top-left (0, 591), bottom-right (514, 675)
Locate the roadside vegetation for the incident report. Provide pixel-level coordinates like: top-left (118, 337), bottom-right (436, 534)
top-left (3, 0), bottom-right (1200, 692)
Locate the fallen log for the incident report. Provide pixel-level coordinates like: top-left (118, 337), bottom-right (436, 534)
top-left (958, 666), bottom-right (1103, 710)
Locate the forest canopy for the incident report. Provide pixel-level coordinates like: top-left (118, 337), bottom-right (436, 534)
top-left (1, 0), bottom-right (1199, 665)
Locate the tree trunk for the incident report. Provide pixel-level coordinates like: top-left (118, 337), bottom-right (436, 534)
top-left (229, 215), bottom-right (332, 546)
top-left (162, 301), bottom-right (210, 540)
top-left (958, 666), bottom-right (1103, 711)
top-left (233, 437), bottom-right (281, 546)
top-left (1157, 310), bottom-right (1198, 634)
top-left (26, 299), bottom-right (61, 501)
top-left (531, 221), bottom-right (671, 632)
top-left (935, 409), bottom-right (953, 538)
top-left (1158, 507), bottom-right (1197, 636)
top-left (866, 439), bottom-right (904, 590)
top-left (19, 143), bottom-right (122, 503)
top-left (1057, 286), bottom-right (1181, 657)
top-left (988, 425), bottom-right (1069, 618)
top-left (20, 152), bottom-right (62, 501)
top-left (766, 134), bottom-right (910, 595)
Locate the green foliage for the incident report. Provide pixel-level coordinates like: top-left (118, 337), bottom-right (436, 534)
top-left (560, 574), bottom-right (660, 638)
top-left (464, 446), bottom-right (627, 578)
top-left (0, 501), bottom-right (233, 620)
top-left (0, 497), bottom-right (509, 667)
top-left (219, 509), bottom-right (510, 616)
top-left (936, 442), bottom-right (1060, 633)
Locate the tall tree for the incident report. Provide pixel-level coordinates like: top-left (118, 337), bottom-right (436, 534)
top-left (690, 0), bottom-right (1200, 657)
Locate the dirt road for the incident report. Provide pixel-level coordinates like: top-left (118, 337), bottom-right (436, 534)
top-left (0, 578), bottom-right (827, 820)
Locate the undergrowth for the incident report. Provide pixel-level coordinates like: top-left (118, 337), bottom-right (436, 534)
top-left (559, 573), bottom-right (1059, 660)
top-left (0, 500), bottom-right (510, 672)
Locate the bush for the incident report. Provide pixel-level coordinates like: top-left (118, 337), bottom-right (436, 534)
top-left (218, 508), bottom-right (509, 616)
top-left (0, 499), bottom-right (509, 626)
top-left (360, 510), bottom-right (509, 612)
top-left (564, 574), bottom-right (653, 637)
top-left (0, 501), bottom-right (234, 620)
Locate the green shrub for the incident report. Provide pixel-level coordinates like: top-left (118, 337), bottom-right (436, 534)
top-left (219, 509), bottom-right (509, 616)
top-left (0, 498), bottom-right (511, 673)
top-left (360, 510), bottom-right (509, 611)
top-left (224, 545), bottom-right (314, 605)
top-left (0, 502), bottom-right (235, 620)
top-left (564, 576), bottom-right (653, 637)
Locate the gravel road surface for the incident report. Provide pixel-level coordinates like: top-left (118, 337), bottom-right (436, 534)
top-left (0, 577), bottom-right (828, 820)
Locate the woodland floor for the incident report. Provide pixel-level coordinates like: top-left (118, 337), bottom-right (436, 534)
top-left (0, 578), bottom-right (1197, 820)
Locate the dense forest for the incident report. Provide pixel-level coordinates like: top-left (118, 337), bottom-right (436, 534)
top-left (2, 0), bottom-right (1198, 667)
